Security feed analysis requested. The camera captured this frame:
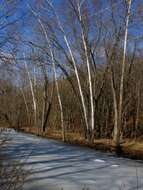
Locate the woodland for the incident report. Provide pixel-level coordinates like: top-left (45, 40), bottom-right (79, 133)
top-left (0, 0), bottom-right (143, 153)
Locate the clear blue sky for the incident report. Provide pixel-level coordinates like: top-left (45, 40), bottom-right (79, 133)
top-left (1, 0), bottom-right (143, 55)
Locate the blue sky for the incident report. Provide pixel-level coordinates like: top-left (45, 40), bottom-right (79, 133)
top-left (1, 0), bottom-right (143, 56)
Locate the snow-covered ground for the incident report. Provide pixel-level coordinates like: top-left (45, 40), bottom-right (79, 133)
top-left (1, 130), bottom-right (143, 190)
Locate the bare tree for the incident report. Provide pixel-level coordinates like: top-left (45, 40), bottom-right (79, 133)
top-left (114, 0), bottom-right (132, 146)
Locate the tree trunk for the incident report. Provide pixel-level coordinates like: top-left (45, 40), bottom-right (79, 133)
top-left (117, 0), bottom-right (132, 146)
top-left (24, 54), bottom-right (37, 134)
top-left (78, 3), bottom-right (94, 142)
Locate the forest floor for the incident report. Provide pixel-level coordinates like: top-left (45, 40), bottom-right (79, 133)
top-left (21, 127), bottom-right (143, 160)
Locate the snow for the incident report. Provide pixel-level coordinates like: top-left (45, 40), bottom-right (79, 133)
top-left (1, 130), bottom-right (143, 190)
top-left (94, 159), bottom-right (106, 163)
top-left (111, 164), bottom-right (119, 168)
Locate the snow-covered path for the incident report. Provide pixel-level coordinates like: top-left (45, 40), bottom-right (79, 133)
top-left (2, 130), bottom-right (143, 190)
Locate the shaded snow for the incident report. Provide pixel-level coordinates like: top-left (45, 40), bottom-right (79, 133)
top-left (1, 130), bottom-right (143, 190)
